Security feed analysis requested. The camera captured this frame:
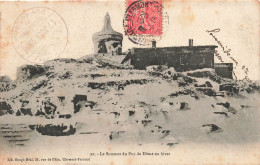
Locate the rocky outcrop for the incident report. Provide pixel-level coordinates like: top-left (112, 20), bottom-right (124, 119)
top-left (202, 124), bottom-right (223, 133)
top-left (109, 131), bottom-right (125, 140)
top-left (129, 111), bottom-right (135, 116)
top-left (31, 80), bottom-right (49, 91)
top-left (0, 76), bottom-right (16, 92)
top-left (88, 78), bottom-right (150, 90)
top-left (16, 108), bottom-right (33, 116)
top-left (141, 120), bottom-right (152, 127)
top-left (196, 88), bottom-right (216, 96)
top-left (32, 124), bottom-right (76, 136)
top-left (216, 102), bottom-right (230, 109)
top-left (96, 57), bottom-right (133, 69)
top-left (0, 53), bottom-right (258, 145)
top-left (0, 101), bottom-right (14, 116)
top-left (72, 95), bottom-right (88, 113)
top-left (179, 102), bottom-right (189, 110)
top-left (213, 112), bottom-right (229, 118)
top-left (17, 65), bottom-right (46, 83)
top-left (168, 89), bottom-right (195, 98)
top-left (59, 71), bottom-right (72, 80)
top-left (186, 69), bottom-right (222, 83)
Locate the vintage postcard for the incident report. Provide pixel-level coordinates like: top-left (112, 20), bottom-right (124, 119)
top-left (0, 0), bottom-right (259, 164)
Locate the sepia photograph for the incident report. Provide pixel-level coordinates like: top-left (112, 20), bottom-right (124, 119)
top-left (0, 0), bottom-right (259, 164)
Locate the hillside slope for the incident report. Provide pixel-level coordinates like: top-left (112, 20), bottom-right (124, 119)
top-left (0, 56), bottom-right (259, 147)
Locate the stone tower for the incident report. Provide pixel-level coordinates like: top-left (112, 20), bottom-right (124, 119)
top-left (92, 13), bottom-right (123, 55)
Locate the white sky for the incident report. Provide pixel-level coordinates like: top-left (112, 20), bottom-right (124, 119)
top-left (0, 0), bottom-right (259, 80)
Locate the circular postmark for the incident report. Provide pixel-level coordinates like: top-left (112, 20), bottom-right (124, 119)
top-left (12, 7), bottom-right (68, 63)
top-left (123, 0), bottom-right (168, 46)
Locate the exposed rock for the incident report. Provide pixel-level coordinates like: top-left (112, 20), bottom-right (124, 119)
top-left (43, 101), bottom-right (57, 118)
top-left (96, 57), bottom-right (132, 69)
top-left (138, 101), bottom-right (156, 108)
top-left (109, 131), bottom-right (125, 140)
top-left (52, 58), bottom-right (78, 63)
top-left (80, 132), bottom-right (99, 134)
top-left (0, 83), bottom-right (16, 92)
top-left (0, 101), bottom-right (13, 116)
top-left (167, 142), bottom-right (178, 147)
top-left (179, 102), bottom-right (189, 110)
top-left (169, 89), bottom-right (194, 98)
top-left (215, 91), bottom-right (225, 97)
top-left (88, 82), bottom-right (106, 89)
top-left (0, 75), bottom-right (12, 82)
top-left (17, 65), bottom-right (46, 83)
top-left (213, 112), bottom-right (229, 118)
top-left (146, 65), bottom-right (168, 72)
top-left (186, 69), bottom-right (222, 83)
top-left (161, 130), bottom-right (170, 138)
top-left (219, 83), bottom-right (239, 94)
top-left (141, 120), bottom-right (152, 127)
top-left (202, 124), bottom-right (223, 133)
top-left (216, 102), bottom-right (230, 109)
top-left (128, 111), bottom-right (135, 116)
top-left (162, 67), bottom-right (177, 78)
top-left (59, 114), bottom-right (72, 119)
top-left (31, 80), bottom-right (48, 91)
top-left (117, 84), bottom-right (125, 90)
top-left (1, 53), bottom-right (259, 144)
top-left (90, 73), bottom-right (105, 79)
top-left (195, 81), bottom-right (212, 87)
top-left (85, 101), bottom-right (96, 109)
top-left (20, 108), bottom-right (33, 116)
top-left (249, 83), bottom-right (260, 93)
top-left (0, 76), bottom-right (16, 92)
top-left (34, 110), bottom-right (46, 117)
top-left (177, 76), bottom-right (196, 87)
top-left (59, 71), bottom-right (72, 80)
top-left (155, 125), bottom-right (162, 129)
top-left (110, 112), bottom-right (120, 118)
top-left (34, 124), bottom-right (76, 136)
top-left (88, 78), bottom-right (150, 90)
top-left (240, 105), bottom-right (250, 109)
top-left (228, 107), bottom-right (237, 114)
top-left (196, 88), bottom-right (216, 96)
top-left (72, 95), bottom-right (87, 113)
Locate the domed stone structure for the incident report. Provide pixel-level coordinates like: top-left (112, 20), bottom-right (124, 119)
top-left (92, 13), bottom-right (123, 55)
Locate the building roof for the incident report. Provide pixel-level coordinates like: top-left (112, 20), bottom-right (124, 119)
top-left (92, 13), bottom-right (123, 42)
top-left (132, 45), bottom-right (218, 50)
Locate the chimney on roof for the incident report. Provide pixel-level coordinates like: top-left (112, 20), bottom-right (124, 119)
top-left (189, 39), bottom-right (193, 46)
top-left (152, 41), bottom-right (156, 48)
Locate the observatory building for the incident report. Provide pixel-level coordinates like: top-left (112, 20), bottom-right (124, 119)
top-left (92, 13), bottom-right (233, 79)
top-left (92, 13), bottom-right (123, 55)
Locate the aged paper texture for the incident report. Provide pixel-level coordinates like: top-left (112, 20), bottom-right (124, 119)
top-left (0, 0), bottom-right (259, 164)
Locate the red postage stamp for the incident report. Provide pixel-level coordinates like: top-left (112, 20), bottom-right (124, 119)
top-left (124, 0), bottom-right (163, 45)
top-left (125, 0), bottom-right (162, 36)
